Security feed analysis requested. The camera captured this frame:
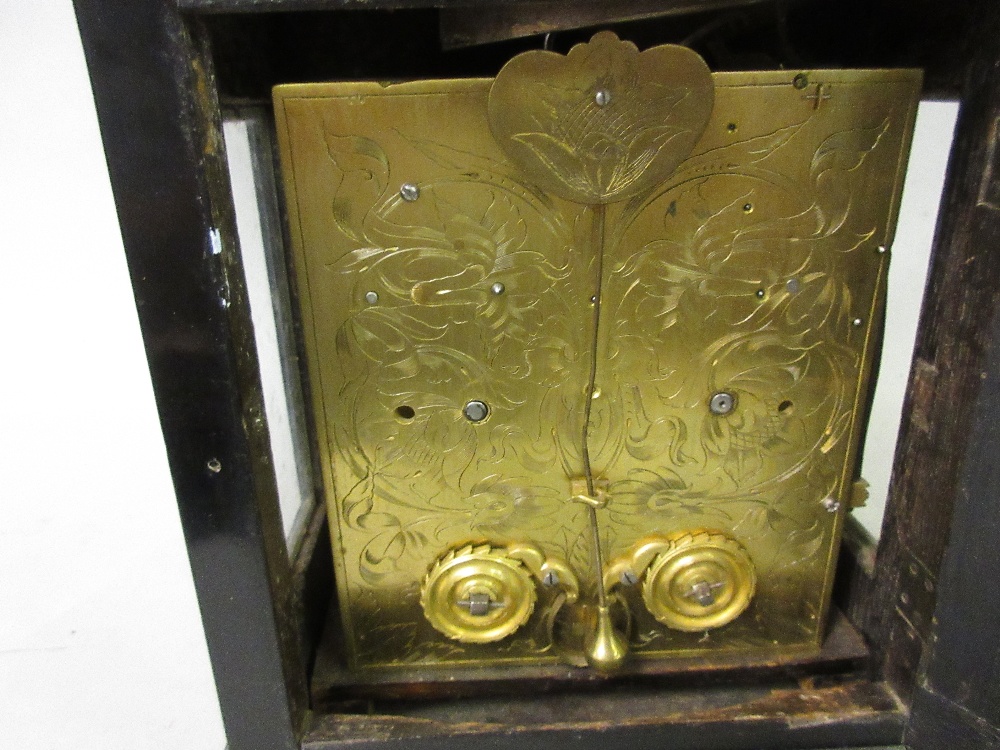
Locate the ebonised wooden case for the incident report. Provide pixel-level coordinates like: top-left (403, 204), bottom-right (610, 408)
top-left (71, 1), bottom-right (1000, 748)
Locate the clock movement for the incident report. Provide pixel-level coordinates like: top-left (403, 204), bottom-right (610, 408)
top-left (273, 31), bottom-right (919, 674)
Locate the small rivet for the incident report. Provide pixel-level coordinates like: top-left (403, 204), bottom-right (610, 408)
top-left (491, 282), bottom-right (506, 295)
top-left (542, 571), bottom-right (560, 587)
top-left (364, 291), bottom-right (379, 305)
top-left (595, 89), bottom-right (611, 106)
top-left (463, 400), bottom-right (490, 423)
top-left (755, 288), bottom-right (766, 299)
top-left (206, 458), bottom-right (222, 474)
top-left (877, 245), bottom-right (887, 254)
top-left (793, 73), bottom-right (810, 90)
top-left (786, 278), bottom-right (801, 294)
top-left (621, 570), bottom-right (639, 586)
top-left (400, 183), bottom-right (420, 201)
top-left (853, 317), bottom-right (864, 327)
top-left (709, 392), bottom-right (736, 415)
top-left (822, 496), bottom-right (841, 513)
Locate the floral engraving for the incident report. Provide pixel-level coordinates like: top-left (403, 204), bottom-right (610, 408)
top-left (274, 51), bottom-right (919, 668)
top-left (488, 31), bottom-right (713, 204)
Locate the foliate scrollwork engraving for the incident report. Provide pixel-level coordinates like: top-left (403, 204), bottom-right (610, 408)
top-left (488, 31), bottom-right (713, 204)
top-left (274, 37), bottom-right (920, 670)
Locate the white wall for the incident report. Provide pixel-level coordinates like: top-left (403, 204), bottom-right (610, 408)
top-left (0, 2), bottom-right (226, 748)
top-left (857, 101), bottom-right (958, 538)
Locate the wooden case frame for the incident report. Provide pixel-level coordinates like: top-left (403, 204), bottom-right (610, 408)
top-left (71, 1), bottom-right (1000, 748)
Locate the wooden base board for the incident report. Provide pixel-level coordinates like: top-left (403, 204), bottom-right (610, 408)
top-left (311, 602), bottom-right (869, 706)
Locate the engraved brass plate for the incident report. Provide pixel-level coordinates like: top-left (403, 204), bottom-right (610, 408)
top-left (273, 32), bottom-right (920, 671)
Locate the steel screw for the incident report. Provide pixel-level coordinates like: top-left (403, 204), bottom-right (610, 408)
top-left (364, 291), bottom-right (379, 305)
top-left (491, 282), bottom-right (506, 295)
top-left (710, 392), bottom-right (736, 415)
top-left (686, 580), bottom-right (723, 607)
top-left (853, 317), bottom-right (864, 327)
top-left (400, 183), bottom-right (420, 202)
top-left (463, 400), bottom-right (489, 423)
top-left (595, 89), bottom-right (611, 106)
top-left (542, 571), bottom-right (560, 587)
top-left (457, 592), bottom-right (501, 616)
top-left (620, 570), bottom-right (640, 586)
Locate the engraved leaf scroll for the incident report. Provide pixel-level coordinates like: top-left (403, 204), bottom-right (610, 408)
top-left (488, 31), bottom-right (714, 204)
top-left (273, 35), bottom-right (920, 669)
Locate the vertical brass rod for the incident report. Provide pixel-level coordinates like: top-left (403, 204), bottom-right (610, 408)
top-left (582, 202), bottom-right (608, 608)
top-left (586, 505), bottom-right (606, 607)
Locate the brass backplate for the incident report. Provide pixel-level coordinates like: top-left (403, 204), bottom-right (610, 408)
top-left (273, 33), bottom-right (920, 672)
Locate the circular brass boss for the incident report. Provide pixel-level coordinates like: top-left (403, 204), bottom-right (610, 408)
top-left (420, 544), bottom-right (537, 643)
top-left (641, 531), bottom-right (756, 632)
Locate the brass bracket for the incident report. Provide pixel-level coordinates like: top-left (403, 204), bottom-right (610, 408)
top-left (570, 477), bottom-right (610, 509)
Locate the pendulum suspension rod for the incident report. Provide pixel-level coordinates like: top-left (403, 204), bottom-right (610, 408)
top-left (579, 202), bottom-right (627, 670)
